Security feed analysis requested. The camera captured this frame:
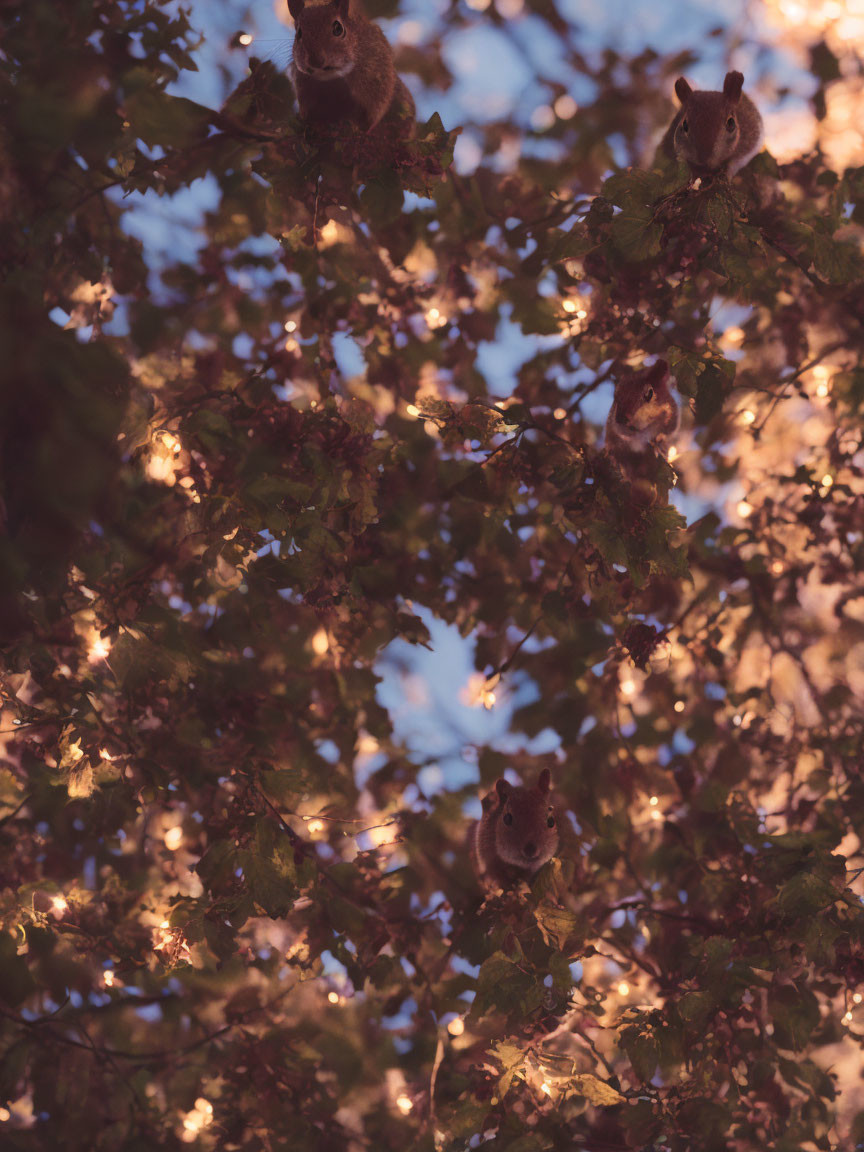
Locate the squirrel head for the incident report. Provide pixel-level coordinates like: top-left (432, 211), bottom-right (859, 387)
top-left (609, 360), bottom-right (679, 450)
top-left (671, 71), bottom-right (752, 175)
top-left (490, 768), bottom-right (559, 872)
top-left (288, 0), bottom-right (362, 79)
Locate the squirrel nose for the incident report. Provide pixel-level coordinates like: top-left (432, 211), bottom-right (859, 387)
top-left (310, 52), bottom-right (324, 69)
top-left (523, 842), bottom-right (538, 859)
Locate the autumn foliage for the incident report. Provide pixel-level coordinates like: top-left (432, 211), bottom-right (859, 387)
top-left (2, 0), bottom-right (864, 1149)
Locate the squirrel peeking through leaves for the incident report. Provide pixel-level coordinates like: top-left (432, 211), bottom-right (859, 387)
top-left (660, 70), bottom-right (764, 179)
top-left (602, 359), bottom-right (680, 507)
top-left (287, 0), bottom-right (415, 136)
top-left (471, 769), bottom-right (560, 890)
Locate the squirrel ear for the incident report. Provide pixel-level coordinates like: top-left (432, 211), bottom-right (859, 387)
top-left (536, 768), bottom-right (552, 794)
top-left (495, 778), bottom-right (511, 802)
top-left (674, 77), bottom-right (693, 105)
top-left (649, 359), bottom-right (670, 385)
top-left (723, 71), bottom-right (744, 103)
top-left (287, 0), bottom-right (305, 20)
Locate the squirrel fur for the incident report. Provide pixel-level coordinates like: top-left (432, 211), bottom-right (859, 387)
top-left (660, 70), bottom-right (764, 179)
top-left (604, 359), bottom-right (680, 506)
top-left (287, 0), bottom-right (415, 135)
top-left (471, 768), bottom-right (559, 889)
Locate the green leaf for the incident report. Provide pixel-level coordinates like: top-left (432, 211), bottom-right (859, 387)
top-left (773, 869), bottom-right (838, 918)
top-left (123, 89), bottom-right (211, 149)
top-left (533, 904), bottom-right (584, 952)
top-left (359, 170), bottom-right (404, 225)
top-left (695, 357), bottom-right (736, 424)
top-left (196, 840), bottom-right (239, 893)
top-left (470, 952), bottom-right (546, 1023)
top-left (587, 518), bottom-right (629, 570)
top-left (621, 1026), bottom-right (658, 1082)
top-left (571, 1074), bottom-right (624, 1106)
top-left (490, 1040), bottom-right (527, 1097)
top-left (707, 194), bottom-right (734, 236)
top-left (678, 990), bottom-right (715, 1027)
top-left (811, 231), bottom-right (863, 284)
top-left (610, 207), bottom-right (662, 262)
top-left (768, 984), bottom-right (820, 1051)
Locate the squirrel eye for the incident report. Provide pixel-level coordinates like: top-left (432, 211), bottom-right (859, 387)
top-left (547, 816), bottom-right (556, 828)
top-left (644, 387), bottom-right (654, 402)
top-left (726, 116), bottom-right (736, 132)
top-left (681, 119), bottom-right (689, 134)
top-left (332, 19), bottom-right (345, 35)
top-left (502, 811), bottom-right (513, 826)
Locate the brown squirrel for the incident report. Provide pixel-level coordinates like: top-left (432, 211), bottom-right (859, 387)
top-left (660, 71), bottom-right (764, 179)
top-left (287, 0), bottom-right (415, 135)
top-left (471, 768), bottom-right (559, 889)
top-left (604, 360), bottom-right (680, 506)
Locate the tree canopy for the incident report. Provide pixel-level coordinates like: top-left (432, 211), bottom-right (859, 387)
top-left (2, 0), bottom-right (864, 1149)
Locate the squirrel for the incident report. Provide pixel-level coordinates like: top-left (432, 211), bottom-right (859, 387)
top-left (287, 0), bottom-right (415, 135)
top-left (603, 359), bottom-right (680, 506)
top-left (471, 768), bottom-right (560, 889)
top-left (660, 71), bottom-right (764, 179)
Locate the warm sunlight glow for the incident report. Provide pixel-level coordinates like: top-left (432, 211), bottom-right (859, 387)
top-left (357, 733), bottom-right (380, 756)
top-left (462, 672), bottom-right (499, 710)
top-left (181, 1097), bottom-right (214, 1141)
top-left (448, 1017), bottom-right (465, 1036)
top-left (164, 826), bottom-right (183, 851)
top-left (425, 306), bottom-right (447, 329)
top-left (50, 895), bottom-right (68, 917)
top-left (396, 1093), bottom-right (413, 1114)
top-left (311, 629), bottom-right (329, 656)
top-left (88, 634), bottom-right (112, 663)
